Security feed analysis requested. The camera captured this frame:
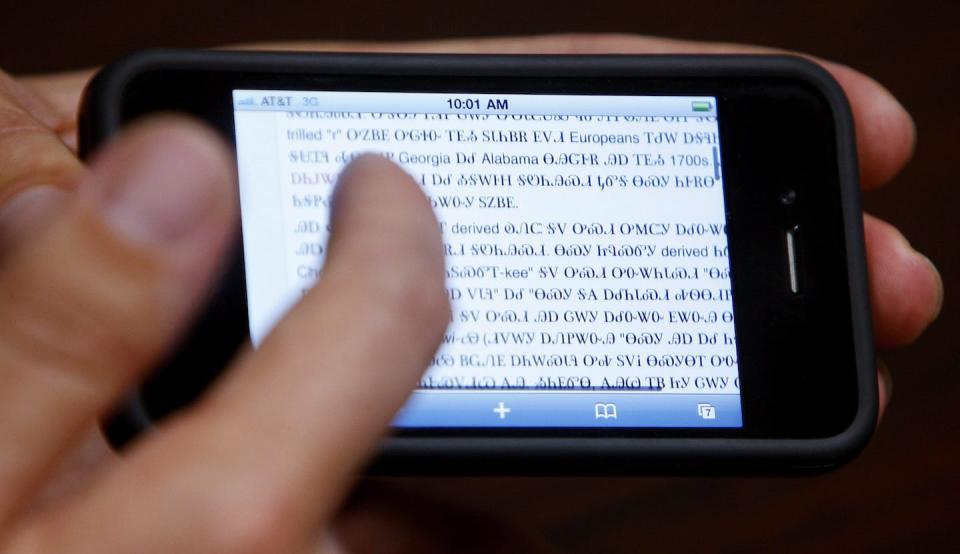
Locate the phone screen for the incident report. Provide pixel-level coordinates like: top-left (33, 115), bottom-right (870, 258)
top-left (232, 89), bottom-right (742, 428)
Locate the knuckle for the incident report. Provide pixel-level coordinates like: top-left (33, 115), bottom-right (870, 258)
top-left (0, 215), bottom-right (171, 390)
top-left (0, 104), bottom-right (46, 135)
top-left (0, 271), bottom-right (157, 396)
top-left (0, 105), bottom-right (80, 195)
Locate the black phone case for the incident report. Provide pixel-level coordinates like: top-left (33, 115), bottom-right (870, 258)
top-left (79, 50), bottom-right (875, 475)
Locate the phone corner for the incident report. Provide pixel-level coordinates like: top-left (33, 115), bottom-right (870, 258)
top-left (806, 386), bottom-right (879, 473)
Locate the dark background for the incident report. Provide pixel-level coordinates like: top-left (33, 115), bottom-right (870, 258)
top-left (3, 1), bottom-right (957, 551)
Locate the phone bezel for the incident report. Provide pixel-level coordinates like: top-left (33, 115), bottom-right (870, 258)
top-left (80, 51), bottom-right (876, 473)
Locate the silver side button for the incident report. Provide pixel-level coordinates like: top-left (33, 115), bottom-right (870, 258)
top-left (785, 227), bottom-right (800, 294)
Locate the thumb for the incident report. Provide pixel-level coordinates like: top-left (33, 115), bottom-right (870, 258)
top-left (8, 154), bottom-right (449, 554)
top-left (0, 117), bottom-right (236, 521)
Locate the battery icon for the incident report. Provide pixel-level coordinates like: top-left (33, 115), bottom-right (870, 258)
top-left (692, 101), bottom-right (712, 112)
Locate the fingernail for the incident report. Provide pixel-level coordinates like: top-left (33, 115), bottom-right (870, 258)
top-left (889, 227), bottom-right (944, 327)
top-left (919, 254), bottom-right (944, 324)
top-left (878, 358), bottom-right (893, 405)
top-left (98, 124), bottom-right (227, 245)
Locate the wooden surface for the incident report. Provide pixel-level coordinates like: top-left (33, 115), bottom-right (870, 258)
top-left (3, 1), bottom-right (958, 551)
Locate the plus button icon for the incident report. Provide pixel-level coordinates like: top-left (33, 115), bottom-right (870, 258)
top-left (493, 401), bottom-right (511, 419)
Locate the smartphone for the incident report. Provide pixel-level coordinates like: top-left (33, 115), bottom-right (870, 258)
top-left (79, 50), bottom-right (876, 474)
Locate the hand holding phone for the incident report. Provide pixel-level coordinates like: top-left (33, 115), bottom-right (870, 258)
top-left (0, 35), bottom-right (933, 548)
